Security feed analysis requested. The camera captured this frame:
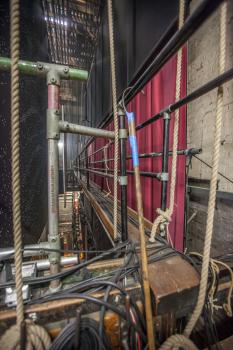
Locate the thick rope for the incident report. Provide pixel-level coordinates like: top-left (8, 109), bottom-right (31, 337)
top-left (150, 0), bottom-right (185, 243)
top-left (183, 1), bottom-right (227, 338)
top-left (0, 321), bottom-right (51, 350)
top-left (159, 2), bottom-right (227, 348)
top-left (10, 0), bottom-right (24, 326)
top-left (107, 0), bottom-right (119, 242)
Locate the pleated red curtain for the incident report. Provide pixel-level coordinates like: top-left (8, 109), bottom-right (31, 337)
top-left (88, 48), bottom-right (186, 251)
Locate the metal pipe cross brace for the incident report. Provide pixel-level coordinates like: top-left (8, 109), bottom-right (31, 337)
top-left (0, 56), bottom-right (88, 81)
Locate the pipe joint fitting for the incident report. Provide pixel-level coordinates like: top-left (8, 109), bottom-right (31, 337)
top-left (48, 234), bottom-right (60, 264)
top-left (157, 172), bottom-right (169, 181)
top-left (47, 68), bottom-right (61, 86)
top-left (47, 109), bottom-right (60, 139)
top-left (119, 176), bottom-right (127, 186)
top-left (119, 128), bottom-right (128, 139)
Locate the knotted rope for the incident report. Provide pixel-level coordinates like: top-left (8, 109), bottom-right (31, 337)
top-left (150, 0), bottom-right (185, 243)
top-left (159, 1), bottom-right (227, 348)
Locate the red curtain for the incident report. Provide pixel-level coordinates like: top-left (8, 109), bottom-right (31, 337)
top-left (87, 49), bottom-right (186, 251)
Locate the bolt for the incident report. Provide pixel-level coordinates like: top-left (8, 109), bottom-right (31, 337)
top-left (51, 237), bottom-right (57, 243)
top-left (37, 63), bottom-right (43, 70)
top-left (64, 67), bottom-right (69, 74)
top-left (51, 77), bottom-right (56, 84)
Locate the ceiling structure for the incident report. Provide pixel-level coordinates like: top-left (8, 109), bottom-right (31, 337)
top-left (42, 0), bottom-right (102, 104)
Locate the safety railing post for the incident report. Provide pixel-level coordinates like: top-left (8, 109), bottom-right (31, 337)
top-left (118, 106), bottom-right (128, 241)
top-left (161, 112), bottom-right (170, 211)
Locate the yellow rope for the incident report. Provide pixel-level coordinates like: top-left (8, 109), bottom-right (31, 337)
top-left (150, 0), bottom-right (185, 243)
top-left (107, 0), bottom-right (119, 242)
top-left (159, 2), bottom-right (227, 348)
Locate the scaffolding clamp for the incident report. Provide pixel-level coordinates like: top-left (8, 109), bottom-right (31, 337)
top-left (47, 109), bottom-right (60, 140)
top-left (119, 176), bottom-right (127, 186)
top-left (157, 172), bottom-right (169, 182)
top-left (119, 128), bottom-right (128, 139)
top-left (48, 234), bottom-right (61, 264)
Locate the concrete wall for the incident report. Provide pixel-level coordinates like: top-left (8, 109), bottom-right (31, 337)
top-left (186, 1), bottom-right (233, 253)
top-left (187, 0), bottom-right (233, 192)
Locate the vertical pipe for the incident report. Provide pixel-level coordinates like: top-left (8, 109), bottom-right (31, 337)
top-left (86, 148), bottom-right (89, 189)
top-left (47, 82), bottom-right (61, 291)
top-left (126, 111), bottom-right (156, 350)
top-left (161, 112), bottom-right (170, 211)
top-left (119, 107), bottom-right (128, 241)
top-left (61, 105), bottom-right (67, 208)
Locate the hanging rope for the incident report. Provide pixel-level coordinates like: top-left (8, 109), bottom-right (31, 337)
top-left (10, 0), bottom-right (24, 327)
top-left (103, 143), bottom-right (111, 197)
top-left (0, 2), bottom-right (52, 348)
top-left (0, 320), bottom-right (51, 350)
top-left (107, 0), bottom-right (119, 242)
top-left (159, 1), bottom-right (227, 348)
top-left (150, 0), bottom-right (185, 243)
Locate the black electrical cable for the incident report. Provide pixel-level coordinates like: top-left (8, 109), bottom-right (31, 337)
top-left (50, 318), bottom-right (110, 350)
top-left (29, 292), bottom-right (147, 341)
top-left (0, 241), bottom-right (129, 288)
top-left (98, 244), bottom-right (135, 340)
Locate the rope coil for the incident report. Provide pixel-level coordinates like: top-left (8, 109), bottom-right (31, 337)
top-left (0, 321), bottom-right (51, 350)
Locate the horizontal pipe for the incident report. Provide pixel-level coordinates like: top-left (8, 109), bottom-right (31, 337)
top-left (36, 256), bottom-right (78, 271)
top-left (136, 66), bottom-right (233, 131)
top-left (89, 148), bottom-right (202, 164)
top-left (78, 167), bottom-right (114, 179)
top-left (77, 0), bottom-right (223, 157)
top-left (0, 242), bottom-right (50, 260)
top-left (0, 57), bottom-right (88, 81)
top-left (125, 0), bottom-right (224, 105)
top-left (78, 167), bottom-right (160, 179)
top-left (59, 121), bottom-right (115, 139)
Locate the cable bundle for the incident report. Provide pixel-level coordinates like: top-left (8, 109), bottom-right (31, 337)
top-left (50, 318), bottom-right (110, 350)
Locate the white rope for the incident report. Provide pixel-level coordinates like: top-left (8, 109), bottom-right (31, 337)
top-left (150, 0), bottom-right (185, 243)
top-left (159, 2), bottom-right (227, 348)
top-left (107, 0), bottom-right (119, 242)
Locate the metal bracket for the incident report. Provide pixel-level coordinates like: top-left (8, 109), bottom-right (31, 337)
top-left (48, 234), bottom-right (60, 264)
top-left (47, 109), bottom-right (60, 140)
top-left (118, 176), bottom-right (127, 186)
top-left (163, 112), bottom-right (171, 120)
top-left (157, 172), bottom-right (169, 181)
top-left (118, 106), bottom-right (125, 117)
top-left (119, 128), bottom-right (128, 139)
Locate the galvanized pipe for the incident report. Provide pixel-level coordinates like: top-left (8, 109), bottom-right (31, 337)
top-left (0, 56), bottom-right (88, 81)
top-left (61, 105), bottom-right (67, 208)
top-left (47, 81), bottom-right (61, 291)
top-left (59, 121), bottom-right (115, 139)
top-left (0, 242), bottom-right (50, 260)
top-left (36, 256), bottom-right (78, 271)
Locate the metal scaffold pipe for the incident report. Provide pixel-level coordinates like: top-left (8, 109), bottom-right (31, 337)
top-left (59, 121), bottom-right (115, 139)
top-left (0, 56), bottom-right (88, 81)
